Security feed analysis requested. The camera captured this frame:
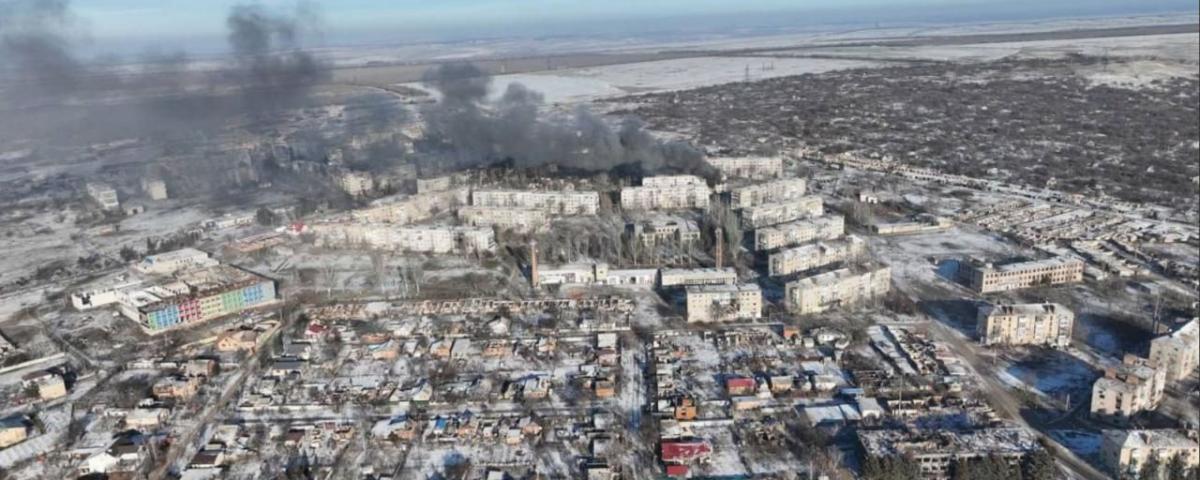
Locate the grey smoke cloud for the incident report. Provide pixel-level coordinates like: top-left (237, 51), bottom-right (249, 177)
top-left (419, 62), bottom-right (717, 180)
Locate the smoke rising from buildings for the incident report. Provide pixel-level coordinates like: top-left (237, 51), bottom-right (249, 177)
top-left (418, 62), bottom-right (717, 181)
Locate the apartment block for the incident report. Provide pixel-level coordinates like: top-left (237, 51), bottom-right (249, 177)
top-left (1101, 429), bottom-right (1200, 479)
top-left (123, 265), bottom-right (277, 332)
top-left (86, 182), bottom-right (120, 210)
top-left (785, 266), bottom-right (891, 314)
top-left (1091, 354), bottom-right (1166, 423)
top-left (977, 303), bottom-right (1074, 348)
top-left (472, 189), bottom-right (600, 215)
top-left (659, 268), bottom-right (738, 288)
top-left (963, 257), bottom-right (1084, 293)
top-left (458, 206), bottom-right (548, 233)
top-left (308, 223), bottom-right (496, 254)
top-left (620, 175), bottom-right (711, 211)
top-left (730, 178), bottom-right (807, 209)
top-left (755, 215), bottom-right (845, 251)
top-left (768, 235), bottom-right (865, 277)
top-left (352, 188), bottom-right (469, 224)
top-left (337, 171), bottom-right (375, 197)
top-left (740, 196), bottom-right (824, 229)
top-left (707, 156), bottom-right (783, 179)
top-left (685, 284), bottom-right (763, 323)
top-left (142, 177), bottom-right (168, 200)
top-left (1149, 317), bottom-right (1199, 383)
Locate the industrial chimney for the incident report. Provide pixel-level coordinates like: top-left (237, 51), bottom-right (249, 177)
top-left (529, 239), bottom-right (539, 287)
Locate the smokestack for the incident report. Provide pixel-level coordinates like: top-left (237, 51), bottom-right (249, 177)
top-left (530, 239), bottom-right (539, 287)
top-left (714, 227), bottom-right (724, 269)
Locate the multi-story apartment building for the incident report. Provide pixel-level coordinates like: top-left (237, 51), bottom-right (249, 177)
top-left (352, 188), bottom-right (469, 224)
top-left (472, 189), bottom-right (600, 215)
top-left (768, 235), bottom-right (865, 277)
top-left (628, 216), bottom-right (701, 246)
top-left (785, 266), bottom-right (891, 314)
top-left (740, 196), bottom-right (824, 229)
top-left (963, 257), bottom-right (1084, 293)
top-left (707, 156), bottom-right (783, 179)
top-left (659, 268), bottom-right (738, 288)
top-left (755, 215), bottom-right (845, 251)
top-left (858, 428), bottom-right (1040, 480)
top-left (977, 303), bottom-right (1074, 348)
top-left (337, 171), bottom-right (375, 197)
top-left (1100, 429), bottom-right (1200, 479)
top-left (121, 265), bottom-right (277, 332)
top-left (86, 182), bottom-right (120, 210)
top-left (308, 223), bottom-right (496, 254)
top-left (1091, 354), bottom-right (1166, 423)
top-left (458, 206), bottom-right (548, 233)
top-left (142, 177), bottom-right (168, 200)
top-left (685, 284), bottom-right (763, 323)
top-left (1149, 317), bottom-right (1199, 383)
top-left (730, 178), bottom-right (807, 209)
top-left (620, 175), bottom-right (711, 211)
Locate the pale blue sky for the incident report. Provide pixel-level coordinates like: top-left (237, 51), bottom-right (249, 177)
top-left (68, 0), bottom-right (1199, 53)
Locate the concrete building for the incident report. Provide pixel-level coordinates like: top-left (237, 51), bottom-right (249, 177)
top-left (707, 156), bottom-right (783, 179)
top-left (755, 215), bottom-right (845, 251)
top-left (628, 216), bottom-right (701, 246)
top-left (472, 189), bottom-right (600, 215)
top-left (337, 171), bottom-right (375, 197)
top-left (133, 248), bottom-right (217, 275)
top-left (352, 188), bottom-right (469, 224)
top-left (416, 172), bottom-right (470, 193)
top-left (1100, 429), bottom-right (1200, 479)
top-left (740, 196), bottom-right (824, 229)
top-left (977, 303), bottom-right (1074, 348)
top-left (659, 268), bottom-right (738, 288)
top-left (685, 284), bottom-right (762, 323)
top-left (768, 235), bottom-right (865, 277)
top-left (858, 428), bottom-right (1040, 480)
top-left (458, 206), bottom-right (548, 233)
top-left (729, 178), bottom-right (807, 209)
top-left (963, 257), bottom-right (1084, 293)
top-left (308, 223), bottom-right (496, 254)
top-left (785, 266), bottom-right (891, 315)
top-left (620, 175), bottom-right (711, 211)
top-left (1149, 317), bottom-right (1199, 383)
top-left (21, 370), bottom-right (67, 401)
top-left (125, 265), bottom-right (277, 332)
top-left (142, 177), bottom-right (168, 200)
top-left (1091, 354), bottom-right (1166, 423)
top-left (0, 417), bottom-right (28, 448)
top-left (86, 182), bottom-right (120, 210)
top-left (534, 262), bottom-right (657, 288)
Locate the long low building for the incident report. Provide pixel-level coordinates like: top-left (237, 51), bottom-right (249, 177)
top-left (730, 178), bottom-right (807, 209)
top-left (457, 206), bottom-right (548, 233)
top-left (785, 266), bottom-right (891, 314)
top-left (118, 265), bottom-right (276, 332)
top-left (685, 284), bottom-right (763, 323)
top-left (740, 196), bottom-right (824, 229)
top-left (353, 188), bottom-right (470, 224)
top-left (768, 235), bottom-right (865, 277)
top-left (963, 257), bottom-right (1084, 293)
top-left (976, 303), bottom-right (1074, 348)
top-left (307, 223), bottom-right (496, 254)
top-left (659, 268), bottom-right (738, 288)
top-left (707, 156), bottom-right (783, 180)
top-left (755, 215), bottom-right (845, 251)
top-left (472, 189), bottom-right (600, 215)
top-left (858, 428), bottom-right (1040, 480)
top-left (534, 262), bottom-right (657, 288)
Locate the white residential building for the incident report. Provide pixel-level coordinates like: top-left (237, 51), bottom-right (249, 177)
top-left (730, 178), bottom-right (807, 209)
top-left (768, 235), bottom-right (865, 277)
top-left (976, 303), bottom-right (1074, 348)
top-left (1091, 354), bottom-right (1166, 423)
top-left (785, 266), bottom-right (891, 314)
top-left (87, 182), bottom-right (120, 210)
top-left (707, 156), bottom-right (783, 179)
top-left (741, 196), bottom-right (824, 229)
top-left (1101, 430), bottom-right (1199, 479)
top-left (338, 171), bottom-right (375, 197)
top-left (308, 223), bottom-right (495, 254)
top-left (458, 206), bottom-right (548, 233)
top-left (353, 188), bottom-right (469, 224)
top-left (755, 215), bottom-right (845, 251)
top-left (628, 216), bottom-right (702, 246)
top-left (1149, 318), bottom-right (1199, 383)
top-left (620, 175), bottom-right (711, 211)
top-left (472, 189), bottom-right (599, 215)
top-left (685, 284), bottom-right (763, 323)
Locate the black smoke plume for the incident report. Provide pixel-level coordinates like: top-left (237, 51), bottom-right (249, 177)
top-left (418, 62), bottom-right (717, 181)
